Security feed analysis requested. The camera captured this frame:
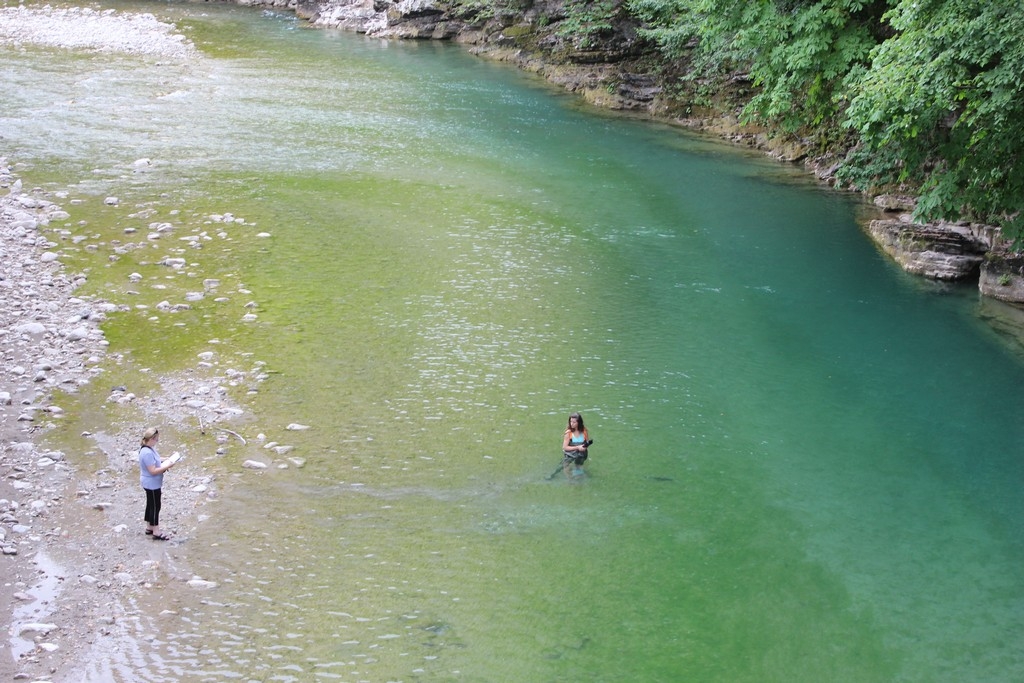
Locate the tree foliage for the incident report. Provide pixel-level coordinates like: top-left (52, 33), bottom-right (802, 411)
top-left (622, 0), bottom-right (1024, 241)
top-left (556, 0), bottom-right (621, 48)
top-left (839, 0), bottom-right (1024, 239)
top-left (629, 0), bottom-right (885, 133)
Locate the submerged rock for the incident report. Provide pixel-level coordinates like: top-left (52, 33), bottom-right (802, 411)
top-left (977, 296), bottom-right (1024, 357)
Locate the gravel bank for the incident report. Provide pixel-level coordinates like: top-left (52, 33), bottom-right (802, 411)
top-left (0, 159), bottom-right (236, 680)
top-left (0, 10), bottom-right (256, 680)
top-left (0, 5), bottom-right (197, 58)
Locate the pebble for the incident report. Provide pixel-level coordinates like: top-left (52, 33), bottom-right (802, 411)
top-left (14, 623), bottom-right (57, 636)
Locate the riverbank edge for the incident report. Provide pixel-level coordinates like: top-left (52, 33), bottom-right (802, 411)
top-left (281, 0), bottom-right (1024, 323)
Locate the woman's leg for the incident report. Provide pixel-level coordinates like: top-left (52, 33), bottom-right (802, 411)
top-left (144, 488), bottom-right (162, 528)
top-left (152, 488), bottom-right (161, 528)
top-left (144, 487), bottom-right (154, 526)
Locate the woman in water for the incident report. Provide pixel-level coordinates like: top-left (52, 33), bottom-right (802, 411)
top-left (561, 412), bottom-right (591, 478)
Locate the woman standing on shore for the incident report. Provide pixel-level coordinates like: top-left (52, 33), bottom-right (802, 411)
top-left (139, 427), bottom-right (177, 540)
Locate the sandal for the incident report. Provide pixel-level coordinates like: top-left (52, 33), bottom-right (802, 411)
top-left (145, 530), bottom-right (153, 535)
top-left (151, 533), bottom-right (172, 541)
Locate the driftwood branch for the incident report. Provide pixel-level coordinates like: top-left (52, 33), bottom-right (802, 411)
top-left (214, 426), bottom-right (247, 445)
top-left (197, 414), bottom-right (246, 445)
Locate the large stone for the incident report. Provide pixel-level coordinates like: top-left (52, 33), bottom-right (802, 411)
top-left (15, 322), bottom-right (47, 336)
top-left (977, 296), bottom-right (1024, 353)
top-left (873, 194), bottom-right (917, 212)
top-left (312, 0), bottom-right (379, 31)
top-left (866, 218), bottom-right (991, 281)
top-left (979, 249), bottom-right (1024, 303)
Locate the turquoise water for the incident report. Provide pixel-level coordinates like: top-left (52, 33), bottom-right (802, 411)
top-left (3, 3), bottom-right (1023, 681)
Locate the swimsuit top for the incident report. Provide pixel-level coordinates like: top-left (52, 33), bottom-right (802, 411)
top-left (569, 432), bottom-right (587, 445)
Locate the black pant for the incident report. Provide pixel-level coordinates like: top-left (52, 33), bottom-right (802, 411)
top-left (144, 487), bottom-right (162, 526)
top-left (562, 451), bottom-right (588, 466)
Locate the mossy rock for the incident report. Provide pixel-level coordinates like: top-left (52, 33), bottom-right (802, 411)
top-left (501, 24), bottom-right (535, 37)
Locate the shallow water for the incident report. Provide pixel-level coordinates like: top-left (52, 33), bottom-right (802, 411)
top-left (7, 553), bottom-right (64, 660)
top-left (3, 2), bottom-right (1023, 681)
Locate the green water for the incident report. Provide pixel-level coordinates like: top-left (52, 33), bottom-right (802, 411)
top-left (3, 3), bottom-right (1023, 681)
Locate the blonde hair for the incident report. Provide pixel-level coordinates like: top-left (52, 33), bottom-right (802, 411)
top-left (141, 427), bottom-right (159, 445)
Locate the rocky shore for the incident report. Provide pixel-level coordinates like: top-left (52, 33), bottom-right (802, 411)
top-left (0, 157), bottom-right (227, 680)
top-left (0, 15), bottom-right (267, 679)
top-left (0, 5), bottom-right (196, 58)
top-left (0, 157), bottom-right (126, 679)
top-left (1, 143), bottom-right (315, 678)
